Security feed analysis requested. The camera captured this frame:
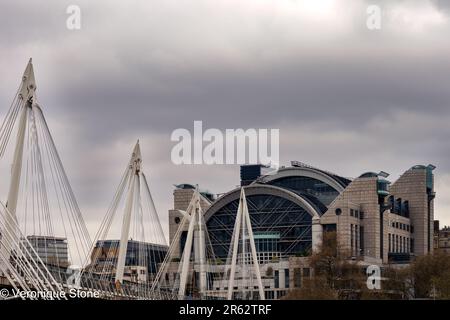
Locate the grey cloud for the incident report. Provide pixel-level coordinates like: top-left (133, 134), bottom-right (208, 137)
top-left (0, 0), bottom-right (449, 231)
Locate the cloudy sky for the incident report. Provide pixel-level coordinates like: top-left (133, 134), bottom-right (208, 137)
top-left (0, 0), bottom-right (449, 241)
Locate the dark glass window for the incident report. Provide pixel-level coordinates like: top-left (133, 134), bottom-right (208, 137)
top-left (294, 268), bottom-right (301, 288)
top-left (302, 267), bottom-right (310, 277)
top-left (360, 226), bottom-right (364, 252)
top-left (285, 269), bottom-right (290, 289)
top-left (268, 176), bottom-right (340, 206)
top-left (206, 194), bottom-right (313, 259)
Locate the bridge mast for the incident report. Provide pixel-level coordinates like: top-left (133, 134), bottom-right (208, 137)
top-left (115, 141), bottom-right (142, 285)
top-left (227, 188), bottom-right (265, 300)
top-left (177, 188), bottom-right (208, 299)
top-left (1, 59), bottom-right (36, 262)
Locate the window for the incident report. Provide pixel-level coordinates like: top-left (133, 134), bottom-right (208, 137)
top-left (285, 269), bottom-right (290, 289)
top-left (207, 193), bottom-right (313, 259)
top-left (350, 224), bottom-right (354, 252)
top-left (294, 268), bottom-right (301, 288)
top-left (350, 209), bottom-right (354, 217)
top-left (265, 291), bottom-right (275, 299)
top-left (360, 226), bottom-right (364, 253)
top-left (389, 234), bottom-right (392, 252)
top-left (303, 268), bottom-right (311, 278)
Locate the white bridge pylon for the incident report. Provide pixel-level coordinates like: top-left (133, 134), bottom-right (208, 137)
top-left (84, 140), bottom-right (167, 297)
top-left (0, 59), bottom-right (36, 264)
top-left (115, 141), bottom-right (143, 285)
top-left (0, 59), bottom-right (92, 297)
top-left (225, 188), bottom-right (265, 300)
top-left (152, 187), bottom-right (218, 300)
top-left (177, 188), bottom-right (207, 299)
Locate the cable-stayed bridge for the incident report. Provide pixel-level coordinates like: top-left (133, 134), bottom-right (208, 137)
top-left (0, 60), bottom-right (263, 301)
top-left (0, 60), bottom-right (172, 300)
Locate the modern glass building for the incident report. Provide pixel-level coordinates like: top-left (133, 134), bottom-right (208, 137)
top-left (25, 235), bottom-right (69, 267)
top-left (204, 162), bottom-right (351, 261)
top-left (168, 161), bottom-right (435, 299)
top-left (91, 240), bottom-right (168, 275)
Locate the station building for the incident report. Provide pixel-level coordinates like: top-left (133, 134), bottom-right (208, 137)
top-left (168, 161), bottom-right (436, 297)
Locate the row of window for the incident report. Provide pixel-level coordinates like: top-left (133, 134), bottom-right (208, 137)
top-left (349, 209), bottom-right (363, 219)
top-left (350, 224), bottom-right (364, 256)
top-left (391, 221), bottom-right (413, 233)
top-left (388, 233), bottom-right (414, 253)
top-left (274, 269), bottom-right (290, 289)
top-left (389, 196), bottom-right (410, 218)
top-left (265, 290), bottom-right (288, 300)
top-left (293, 267), bottom-right (311, 288)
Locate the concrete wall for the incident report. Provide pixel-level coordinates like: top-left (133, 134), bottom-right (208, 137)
top-left (389, 167), bottom-right (434, 256)
top-left (321, 176), bottom-right (382, 263)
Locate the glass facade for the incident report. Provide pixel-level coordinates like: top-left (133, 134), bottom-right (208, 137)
top-left (267, 176), bottom-right (340, 207)
top-left (94, 240), bottom-right (168, 274)
top-left (206, 194), bottom-right (312, 260)
top-left (25, 236), bottom-right (69, 267)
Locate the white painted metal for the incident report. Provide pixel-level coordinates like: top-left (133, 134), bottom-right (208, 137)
top-left (115, 141), bottom-right (141, 285)
top-left (177, 189), bottom-right (208, 299)
top-left (197, 205), bottom-right (207, 297)
top-left (178, 194), bottom-right (197, 299)
top-left (1, 59), bottom-right (36, 264)
top-left (227, 188), bottom-right (265, 300)
top-left (243, 192), bottom-right (265, 300)
top-left (227, 189), bottom-right (244, 300)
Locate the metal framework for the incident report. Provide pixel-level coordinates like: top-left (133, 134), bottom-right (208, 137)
top-left (82, 141), bottom-right (168, 299)
top-left (152, 188), bottom-right (220, 300)
top-left (225, 188), bottom-right (264, 300)
top-left (0, 60), bottom-right (169, 300)
top-left (0, 59), bottom-right (92, 298)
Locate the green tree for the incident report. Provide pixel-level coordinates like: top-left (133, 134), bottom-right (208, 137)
top-left (411, 251), bottom-right (450, 299)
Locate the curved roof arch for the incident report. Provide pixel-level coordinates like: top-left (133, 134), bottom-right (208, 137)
top-left (256, 166), bottom-right (347, 193)
top-left (204, 184), bottom-right (321, 222)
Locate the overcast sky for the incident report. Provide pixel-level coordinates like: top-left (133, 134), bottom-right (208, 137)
top-left (0, 0), bottom-right (449, 242)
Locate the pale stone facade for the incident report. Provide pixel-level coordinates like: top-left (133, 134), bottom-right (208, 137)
top-left (389, 166), bottom-right (434, 256)
top-left (320, 176), bottom-right (384, 263)
top-left (319, 165), bottom-right (435, 264)
top-left (168, 187), bottom-right (212, 258)
top-left (168, 164), bottom-right (435, 270)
